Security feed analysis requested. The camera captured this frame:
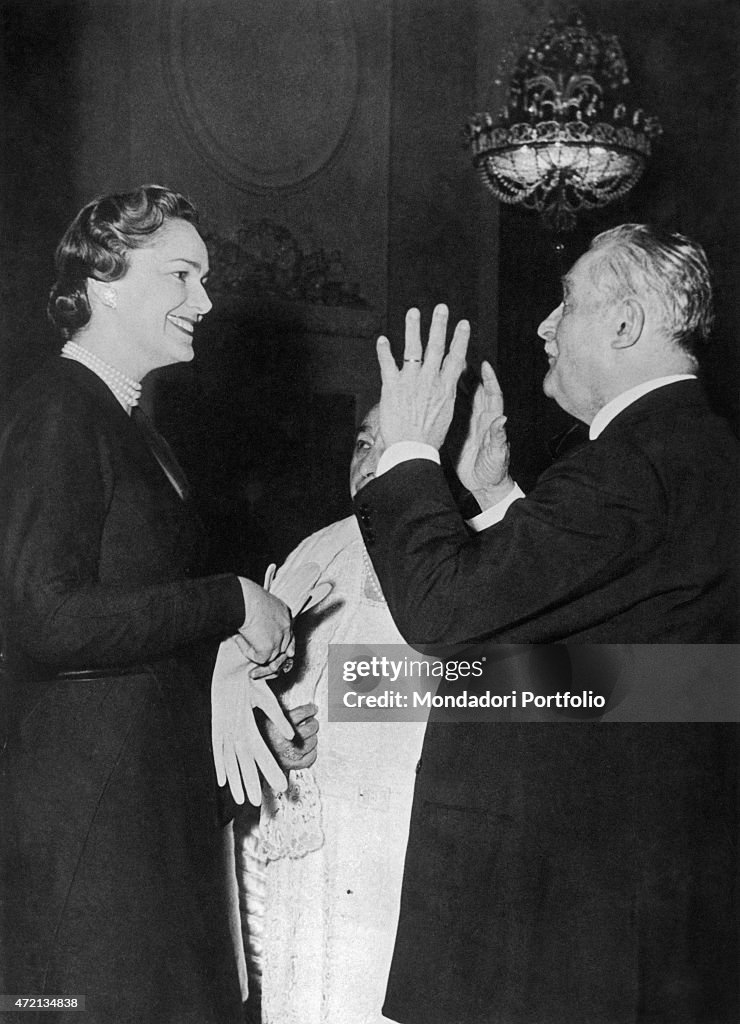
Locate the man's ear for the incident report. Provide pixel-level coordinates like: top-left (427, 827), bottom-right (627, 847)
top-left (611, 297), bottom-right (644, 350)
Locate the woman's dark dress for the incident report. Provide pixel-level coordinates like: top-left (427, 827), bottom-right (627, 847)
top-left (0, 357), bottom-right (246, 1023)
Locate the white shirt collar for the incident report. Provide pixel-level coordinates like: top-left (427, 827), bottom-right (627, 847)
top-left (589, 375), bottom-right (697, 440)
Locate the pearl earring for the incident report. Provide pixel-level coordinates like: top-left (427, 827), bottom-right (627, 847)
top-left (102, 287), bottom-right (117, 308)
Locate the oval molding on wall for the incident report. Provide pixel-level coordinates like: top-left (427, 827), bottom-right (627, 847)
top-left (160, 0), bottom-right (360, 192)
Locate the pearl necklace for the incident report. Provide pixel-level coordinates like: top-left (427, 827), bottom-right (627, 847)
top-left (62, 341), bottom-right (142, 409)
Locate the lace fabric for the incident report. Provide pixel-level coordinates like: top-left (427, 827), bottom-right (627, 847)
top-left (259, 767), bottom-right (324, 861)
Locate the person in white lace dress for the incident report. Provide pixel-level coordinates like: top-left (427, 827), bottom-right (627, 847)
top-left (234, 406), bottom-right (428, 1024)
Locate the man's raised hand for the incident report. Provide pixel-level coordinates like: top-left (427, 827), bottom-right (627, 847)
top-left (456, 361), bottom-right (515, 507)
top-left (376, 304), bottom-right (470, 450)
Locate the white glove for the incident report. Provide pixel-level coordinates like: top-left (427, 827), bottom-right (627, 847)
top-left (211, 636), bottom-right (294, 805)
top-left (212, 562), bottom-right (333, 805)
top-left (266, 561), bottom-right (333, 616)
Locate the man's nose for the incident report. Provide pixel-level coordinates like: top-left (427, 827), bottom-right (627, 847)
top-left (364, 446), bottom-right (382, 479)
top-left (538, 304), bottom-right (562, 342)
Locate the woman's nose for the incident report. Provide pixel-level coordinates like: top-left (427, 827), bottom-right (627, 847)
top-left (192, 280), bottom-right (213, 317)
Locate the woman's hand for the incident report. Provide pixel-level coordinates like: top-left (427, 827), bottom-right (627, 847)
top-left (262, 703), bottom-right (319, 772)
top-left (237, 577), bottom-right (294, 669)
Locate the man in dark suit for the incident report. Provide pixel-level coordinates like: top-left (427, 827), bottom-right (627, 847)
top-left (354, 225), bottom-right (739, 1022)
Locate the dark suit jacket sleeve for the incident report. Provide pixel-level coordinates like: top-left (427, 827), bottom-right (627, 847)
top-left (354, 439), bottom-right (666, 644)
top-left (0, 393), bottom-right (245, 670)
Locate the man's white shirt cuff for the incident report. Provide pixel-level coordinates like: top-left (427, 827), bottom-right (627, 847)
top-left (375, 442), bottom-right (523, 531)
top-left (466, 484), bottom-right (525, 531)
top-left (376, 441), bottom-right (440, 475)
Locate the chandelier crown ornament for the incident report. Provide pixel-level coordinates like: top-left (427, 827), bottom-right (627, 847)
top-left (466, 11), bottom-right (662, 231)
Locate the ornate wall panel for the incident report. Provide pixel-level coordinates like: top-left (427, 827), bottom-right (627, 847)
top-left (73, 0), bottom-right (391, 323)
top-left (160, 0), bottom-right (360, 192)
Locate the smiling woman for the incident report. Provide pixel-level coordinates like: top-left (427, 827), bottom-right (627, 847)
top-left (106, 219), bottom-right (212, 372)
top-left (48, 191), bottom-right (212, 377)
top-left (0, 185), bottom-right (292, 1024)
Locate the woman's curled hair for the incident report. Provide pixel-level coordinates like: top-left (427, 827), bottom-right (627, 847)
top-left (47, 184), bottom-right (199, 340)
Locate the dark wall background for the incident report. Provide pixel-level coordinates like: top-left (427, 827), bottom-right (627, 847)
top-left (1, 0), bottom-right (738, 561)
top-left (0, 0), bottom-right (79, 391)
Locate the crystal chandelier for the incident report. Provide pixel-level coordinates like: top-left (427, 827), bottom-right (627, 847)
top-left (466, 12), bottom-right (662, 231)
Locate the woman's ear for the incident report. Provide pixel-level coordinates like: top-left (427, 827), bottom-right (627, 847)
top-left (87, 278), bottom-right (118, 309)
top-left (611, 297), bottom-right (645, 350)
